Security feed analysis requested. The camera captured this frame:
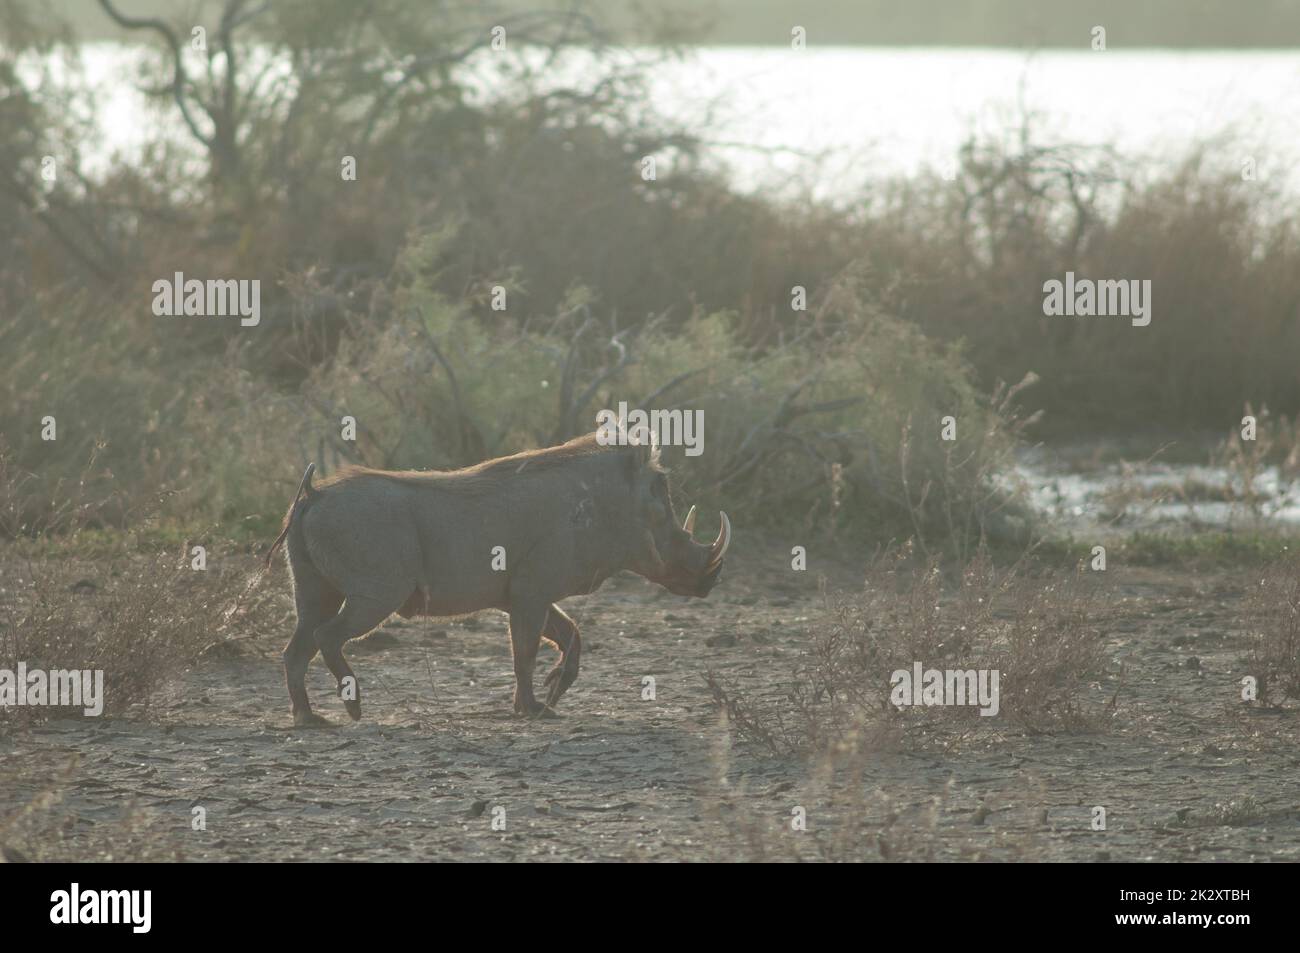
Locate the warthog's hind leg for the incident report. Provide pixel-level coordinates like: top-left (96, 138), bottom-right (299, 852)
top-left (314, 595), bottom-right (397, 722)
top-left (541, 604), bottom-right (581, 709)
top-left (284, 568), bottom-right (343, 728)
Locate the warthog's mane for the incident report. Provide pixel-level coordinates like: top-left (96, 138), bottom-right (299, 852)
top-left (315, 432), bottom-right (662, 490)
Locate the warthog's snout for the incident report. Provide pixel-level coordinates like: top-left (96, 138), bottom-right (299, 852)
top-left (653, 506), bottom-right (731, 598)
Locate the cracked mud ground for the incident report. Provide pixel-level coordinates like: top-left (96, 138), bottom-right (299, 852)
top-left (3, 543), bottom-right (1298, 862)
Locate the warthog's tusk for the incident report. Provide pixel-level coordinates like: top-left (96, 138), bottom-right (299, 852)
top-left (683, 505), bottom-right (697, 536)
top-left (707, 512), bottom-right (731, 569)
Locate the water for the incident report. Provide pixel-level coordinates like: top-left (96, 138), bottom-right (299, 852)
top-left (1011, 446), bottom-right (1300, 534)
top-left (650, 47), bottom-right (1300, 197)
top-left (67, 44), bottom-right (1300, 197)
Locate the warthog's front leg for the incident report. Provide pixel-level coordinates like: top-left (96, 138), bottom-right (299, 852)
top-left (541, 604), bottom-right (581, 709)
top-left (508, 602), bottom-right (553, 718)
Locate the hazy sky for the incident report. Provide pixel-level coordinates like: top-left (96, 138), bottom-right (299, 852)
top-left (43, 0), bottom-right (1300, 48)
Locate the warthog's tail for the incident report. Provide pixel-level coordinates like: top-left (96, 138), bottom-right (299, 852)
top-left (264, 462), bottom-right (318, 569)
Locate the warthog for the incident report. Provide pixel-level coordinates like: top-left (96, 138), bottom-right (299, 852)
top-left (266, 433), bottom-right (730, 726)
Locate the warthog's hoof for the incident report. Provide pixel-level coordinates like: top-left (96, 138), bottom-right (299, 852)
top-left (543, 666), bottom-right (575, 708)
top-left (543, 682), bottom-right (566, 710)
top-left (292, 710), bottom-right (335, 729)
top-left (513, 698), bottom-right (558, 720)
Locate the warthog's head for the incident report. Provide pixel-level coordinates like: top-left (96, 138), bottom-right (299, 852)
top-left (623, 441), bottom-right (731, 598)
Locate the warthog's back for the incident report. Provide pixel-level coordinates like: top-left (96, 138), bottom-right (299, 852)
top-left (298, 460), bottom-right (597, 615)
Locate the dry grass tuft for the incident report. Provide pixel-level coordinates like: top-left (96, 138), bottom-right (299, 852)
top-left (1243, 554), bottom-right (1300, 706)
top-left (707, 548), bottom-right (1112, 756)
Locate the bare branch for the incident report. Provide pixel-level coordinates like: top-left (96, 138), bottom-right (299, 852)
top-left (97, 0), bottom-right (213, 149)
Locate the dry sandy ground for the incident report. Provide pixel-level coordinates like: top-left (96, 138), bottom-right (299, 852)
top-left (2, 543), bottom-right (1298, 862)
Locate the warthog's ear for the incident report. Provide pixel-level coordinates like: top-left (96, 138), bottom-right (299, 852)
top-left (622, 422), bottom-right (660, 474)
top-left (629, 426), bottom-right (660, 470)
